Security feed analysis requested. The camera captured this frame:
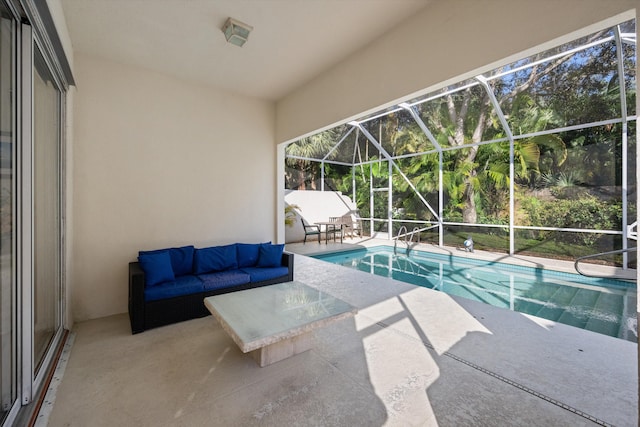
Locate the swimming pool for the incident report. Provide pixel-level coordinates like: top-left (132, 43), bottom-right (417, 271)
top-left (312, 246), bottom-right (638, 342)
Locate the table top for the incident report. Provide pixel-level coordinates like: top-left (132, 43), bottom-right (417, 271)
top-left (204, 281), bottom-right (357, 353)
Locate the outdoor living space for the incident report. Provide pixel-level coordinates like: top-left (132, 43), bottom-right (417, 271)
top-left (5, 1), bottom-right (640, 426)
top-left (43, 247), bottom-right (637, 426)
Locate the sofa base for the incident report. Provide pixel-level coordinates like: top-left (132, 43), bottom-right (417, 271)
top-left (141, 275), bottom-right (290, 333)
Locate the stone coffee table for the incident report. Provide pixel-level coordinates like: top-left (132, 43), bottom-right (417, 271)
top-left (204, 281), bottom-right (357, 367)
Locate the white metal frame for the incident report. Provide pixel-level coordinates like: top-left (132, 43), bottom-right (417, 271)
top-left (18, 19), bottom-right (32, 407)
top-left (286, 19), bottom-right (637, 268)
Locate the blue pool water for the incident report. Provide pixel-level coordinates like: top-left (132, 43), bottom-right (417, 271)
top-left (313, 246), bottom-right (638, 342)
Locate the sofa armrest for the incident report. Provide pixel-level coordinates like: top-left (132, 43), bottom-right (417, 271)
top-left (129, 262), bottom-right (146, 334)
top-left (281, 252), bottom-right (294, 281)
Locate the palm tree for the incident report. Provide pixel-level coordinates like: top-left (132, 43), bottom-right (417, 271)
top-left (285, 126), bottom-right (346, 189)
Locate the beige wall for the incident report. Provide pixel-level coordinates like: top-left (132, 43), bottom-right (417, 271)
top-left (276, 0), bottom-right (637, 143)
top-left (71, 55), bottom-right (275, 321)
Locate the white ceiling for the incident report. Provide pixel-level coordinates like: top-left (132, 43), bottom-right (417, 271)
top-left (60, 0), bottom-right (429, 101)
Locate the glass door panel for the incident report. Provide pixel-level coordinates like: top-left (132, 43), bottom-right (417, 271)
top-left (32, 46), bottom-right (61, 373)
top-left (0, 1), bottom-right (14, 420)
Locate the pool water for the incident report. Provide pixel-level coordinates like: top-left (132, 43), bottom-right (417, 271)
top-left (312, 246), bottom-right (638, 342)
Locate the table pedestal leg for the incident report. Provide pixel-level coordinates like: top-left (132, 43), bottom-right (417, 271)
top-left (250, 332), bottom-right (314, 367)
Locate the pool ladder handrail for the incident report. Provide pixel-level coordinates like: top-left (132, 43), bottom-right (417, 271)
top-left (574, 221), bottom-right (637, 279)
top-left (358, 252), bottom-right (434, 281)
top-left (574, 247), bottom-right (636, 280)
top-left (393, 254), bottom-right (434, 279)
top-left (393, 226), bottom-right (421, 255)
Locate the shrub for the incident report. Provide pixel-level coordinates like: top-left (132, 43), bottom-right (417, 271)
top-left (519, 194), bottom-right (622, 245)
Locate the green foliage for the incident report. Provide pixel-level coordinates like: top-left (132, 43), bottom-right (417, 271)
top-left (324, 163), bottom-right (353, 195)
top-left (519, 195), bottom-right (622, 245)
top-left (284, 204), bottom-right (300, 227)
top-left (517, 194), bottom-right (541, 226)
top-left (541, 171), bottom-right (580, 188)
top-left (530, 134), bottom-right (567, 168)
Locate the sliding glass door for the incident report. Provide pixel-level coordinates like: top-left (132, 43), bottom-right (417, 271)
top-left (0, 2), bottom-right (66, 423)
top-left (0, 1), bottom-right (14, 421)
top-left (32, 45), bottom-right (61, 375)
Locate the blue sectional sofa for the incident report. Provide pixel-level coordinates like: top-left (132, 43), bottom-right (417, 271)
top-left (128, 242), bottom-right (294, 334)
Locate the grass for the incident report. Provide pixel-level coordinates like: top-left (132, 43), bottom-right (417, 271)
top-left (410, 230), bottom-right (630, 267)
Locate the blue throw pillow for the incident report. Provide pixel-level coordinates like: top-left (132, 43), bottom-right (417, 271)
top-left (167, 245), bottom-right (195, 276)
top-left (236, 242), bottom-right (270, 268)
top-left (236, 243), bottom-right (261, 268)
top-left (256, 243), bottom-right (284, 268)
top-left (138, 251), bottom-right (175, 287)
top-left (194, 244), bottom-right (238, 274)
top-left (139, 245), bottom-right (195, 277)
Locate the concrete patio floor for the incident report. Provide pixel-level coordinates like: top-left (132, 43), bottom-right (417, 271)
top-left (44, 240), bottom-right (637, 426)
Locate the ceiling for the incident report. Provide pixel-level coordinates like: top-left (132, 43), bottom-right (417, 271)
top-left (60, 0), bottom-right (429, 102)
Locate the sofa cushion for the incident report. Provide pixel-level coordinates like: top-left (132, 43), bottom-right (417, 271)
top-left (256, 243), bottom-right (285, 268)
top-left (199, 270), bottom-right (250, 291)
top-left (240, 267), bottom-right (289, 283)
top-left (138, 251), bottom-right (175, 287)
top-left (144, 275), bottom-right (203, 302)
top-left (139, 245), bottom-right (195, 277)
top-left (236, 243), bottom-right (261, 268)
top-left (194, 244), bottom-right (238, 274)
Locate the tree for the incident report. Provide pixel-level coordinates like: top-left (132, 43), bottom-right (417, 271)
top-left (285, 126), bottom-right (346, 189)
top-left (407, 27), bottom-right (617, 224)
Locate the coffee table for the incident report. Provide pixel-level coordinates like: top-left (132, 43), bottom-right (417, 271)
top-left (204, 281), bottom-right (357, 367)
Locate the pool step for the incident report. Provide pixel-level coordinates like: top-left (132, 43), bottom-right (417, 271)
top-left (440, 277), bottom-right (511, 309)
top-left (534, 285), bottom-right (579, 321)
top-left (556, 288), bottom-right (601, 329)
top-left (513, 280), bottom-right (560, 315)
top-left (582, 292), bottom-right (624, 338)
top-left (513, 298), bottom-right (545, 317)
top-left (445, 266), bottom-right (514, 301)
top-left (617, 311), bottom-right (638, 341)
